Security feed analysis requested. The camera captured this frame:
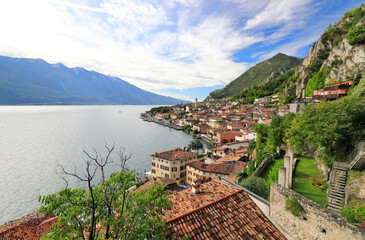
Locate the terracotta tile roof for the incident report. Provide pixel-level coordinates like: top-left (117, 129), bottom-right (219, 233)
top-left (151, 148), bottom-right (197, 161)
top-left (0, 212), bottom-right (57, 239)
top-left (137, 177), bottom-right (177, 192)
top-left (187, 161), bottom-right (244, 175)
top-left (165, 190), bottom-right (286, 240)
top-left (164, 180), bottom-right (238, 220)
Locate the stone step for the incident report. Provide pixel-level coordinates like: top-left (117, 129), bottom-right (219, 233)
top-left (328, 195), bottom-right (344, 202)
top-left (332, 185), bottom-right (346, 189)
top-left (328, 196), bottom-right (342, 202)
top-left (331, 182), bottom-right (345, 187)
top-left (330, 192), bottom-right (345, 199)
top-left (327, 206), bottom-right (341, 213)
top-left (328, 202), bottom-right (342, 209)
top-left (330, 189), bottom-right (345, 194)
top-left (332, 174), bottom-right (347, 179)
top-left (330, 187), bottom-right (345, 193)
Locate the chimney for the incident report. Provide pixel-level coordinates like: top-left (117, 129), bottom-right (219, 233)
top-left (191, 179), bottom-right (201, 195)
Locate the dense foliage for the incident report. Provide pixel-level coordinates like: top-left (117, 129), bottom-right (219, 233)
top-left (239, 176), bottom-right (269, 199)
top-left (231, 69), bottom-right (298, 103)
top-left (149, 106), bottom-right (170, 115)
top-left (187, 139), bottom-right (203, 152)
top-left (246, 114), bottom-right (295, 176)
top-left (260, 158), bottom-right (284, 192)
top-left (286, 197), bottom-right (304, 217)
top-left (305, 67), bottom-right (332, 96)
top-left (342, 4), bottom-right (365, 30)
top-left (286, 96), bottom-right (365, 164)
top-left (348, 25), bottom-right (365, 45)
top-left (341, 205), bottom-right (365, 227)
top-left (211, 53), bottom-right (302, 99)
top-left (39, 147), bottom-right (171, 240)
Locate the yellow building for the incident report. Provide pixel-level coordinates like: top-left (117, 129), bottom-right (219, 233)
top-left (150, 148), bottom-right (197, 184)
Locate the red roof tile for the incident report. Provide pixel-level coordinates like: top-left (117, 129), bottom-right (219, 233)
top-left (165, 190), bottom-right (286, 240)
top-left (164, 180), bottom-right (239, 220)
top-left (151, 148), bottom-right (197, 161)
top-left (187, 161), bottom-right (244, 176)
top-left (0, 212), bottom-right (57, 240)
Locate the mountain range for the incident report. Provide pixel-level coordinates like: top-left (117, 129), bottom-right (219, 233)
top-left (209, 53), bottom-right (302, 99)
top-left (0, 56), bottom-right (184, 105)
top-left (209, 4), bottom-right (365, 101)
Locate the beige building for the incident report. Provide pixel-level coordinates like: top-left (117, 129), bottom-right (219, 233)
top-left (186, 160), bottom-right (245, 185)
top-left (150, 148), bottom-right (197, 184)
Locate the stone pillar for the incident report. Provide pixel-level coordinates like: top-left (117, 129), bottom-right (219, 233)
top-left (288, 148), bottom-right (295, 189)
top-left (278, 166), bottom-right (286, 187)
top-left (288, 148), bottom-right (295, 162)
top-left (284, 156), bottom-right (291, 189)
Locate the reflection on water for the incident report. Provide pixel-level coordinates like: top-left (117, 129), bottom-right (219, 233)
top-left (0, 105), bottom-right (198, 223)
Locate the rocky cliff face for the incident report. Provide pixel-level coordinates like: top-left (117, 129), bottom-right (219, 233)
top-left (295, 5), bottom-right (365, 97)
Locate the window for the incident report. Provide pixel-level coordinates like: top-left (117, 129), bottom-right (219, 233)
top-left (152, 169), bottom-right (156, 174)
top-left (160, 165), bottom-right (164, 169)
top-left (165, 174), bottom-right (169, 178)
top-left (172, 167), bottom-right (177, 172)
top-left (152, 162), bottom-right (156, 167)
top-left (165, 166), bottom-right (169, 171)
top-left (180, 166), bottom-right (185, 171)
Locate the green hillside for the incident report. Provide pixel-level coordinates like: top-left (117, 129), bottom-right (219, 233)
top-left (209, 53), bottom-right (302, 99)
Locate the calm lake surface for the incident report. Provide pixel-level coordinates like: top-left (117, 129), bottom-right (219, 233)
top-left (0, 105), bottom-right (199, 224)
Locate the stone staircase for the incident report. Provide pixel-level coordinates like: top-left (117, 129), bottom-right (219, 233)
top-left (327, 162), bottom-right (347, 213)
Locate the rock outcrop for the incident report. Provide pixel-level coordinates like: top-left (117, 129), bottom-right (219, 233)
top-left (294, 5), bottom-right (365, 97)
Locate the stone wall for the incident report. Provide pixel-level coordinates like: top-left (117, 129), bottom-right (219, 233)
top-left (251, 153), bottom-right (279, 177)
top-left (270, 183), bottom-right (365, 240)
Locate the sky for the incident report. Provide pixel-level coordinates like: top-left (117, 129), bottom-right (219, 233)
top-left (0, 0), bottom-right (363, 101)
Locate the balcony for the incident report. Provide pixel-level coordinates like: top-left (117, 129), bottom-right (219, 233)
top-left (312, 94), bottom-right (342, 100)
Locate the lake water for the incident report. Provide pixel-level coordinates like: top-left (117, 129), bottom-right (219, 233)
top-left (0, 105), bottom-right (200, 224)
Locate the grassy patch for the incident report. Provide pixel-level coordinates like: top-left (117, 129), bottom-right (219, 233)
top-left (292, 157), bottom-right (327, 207)
top-left (347, 170), bottom-right (364, 183)
top-left (259, 158), bottom-right (284, 200)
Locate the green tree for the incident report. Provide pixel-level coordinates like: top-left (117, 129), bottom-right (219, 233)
top-left (188, 139), bottom-right (203, 153)
top-left (239, 176), bottom-right (269, 199)
top-left (39, 144), bottom-right (171, 240)
top-left (286, 96), bottom-right (365, 159)
top-left (348, 25), bottom-right (365, 45)
top-left (351, 76), bottom-right (365, 97)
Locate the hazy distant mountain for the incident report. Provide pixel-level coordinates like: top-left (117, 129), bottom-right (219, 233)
top-left (0, 56), bottom-right (184, 105)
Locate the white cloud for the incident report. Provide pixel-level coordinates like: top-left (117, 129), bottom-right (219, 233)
top-left (258, 34), bottom-right (319, 61)
top-left (0, 0), bottom-right (331, 99)
top-left (245, 0), bottom-right (313, 30)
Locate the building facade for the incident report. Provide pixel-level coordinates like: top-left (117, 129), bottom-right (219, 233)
top-left (150, 148), bottom-right (197, 184)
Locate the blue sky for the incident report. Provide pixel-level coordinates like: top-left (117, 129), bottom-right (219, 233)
top-left (0, 0), bottom-right (363, 101)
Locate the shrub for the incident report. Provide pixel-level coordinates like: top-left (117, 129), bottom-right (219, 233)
top-left (305, 67), bottom-right (332, 96)
top-left (341, 206), bottom-right (365, 227)
top-left (286, 196), bottom-right (304, 216)
top-left (310, 175), bottom-right (328, 193)
top-left (348, 25), bottom-right (365, 45)
top-left (239, 176), bottom-right (269, 199)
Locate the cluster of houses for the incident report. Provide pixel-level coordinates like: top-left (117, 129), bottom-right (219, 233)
top-left (152, 96), bottom-right (304, 146)
top-left (3, 83), bottom-right (358, 239)
top-left (148, 96), bottom-right (306, 187)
